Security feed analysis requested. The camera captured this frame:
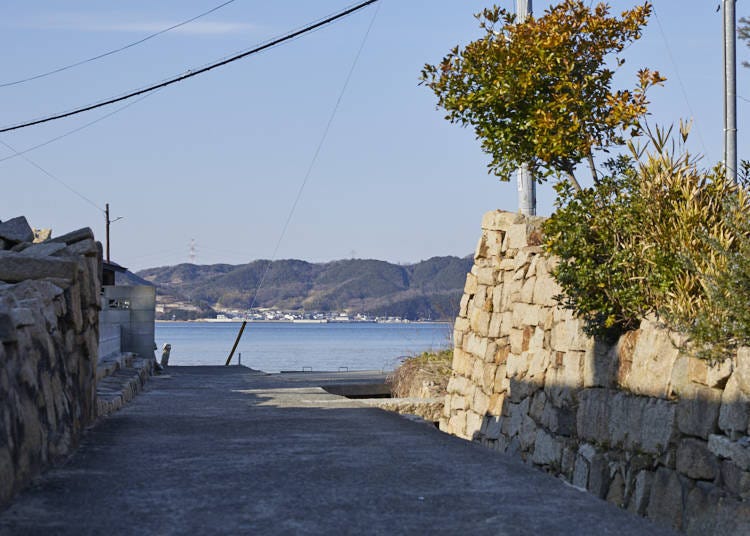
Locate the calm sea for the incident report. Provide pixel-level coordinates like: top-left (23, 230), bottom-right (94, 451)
top-left (155, 321), bottom-right (453, 372)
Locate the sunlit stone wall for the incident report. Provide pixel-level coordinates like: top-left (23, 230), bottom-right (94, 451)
top-left (443, 210), bottom-right (750, 534)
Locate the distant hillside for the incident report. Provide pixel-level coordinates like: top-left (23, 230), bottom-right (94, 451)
top-left (136, 256), bottom-right (473, 321)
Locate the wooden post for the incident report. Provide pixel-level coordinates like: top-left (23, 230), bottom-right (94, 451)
top-left (225, 321), bottom-right (247, 366)
top-left (105, 203), bottom-right (111, 262)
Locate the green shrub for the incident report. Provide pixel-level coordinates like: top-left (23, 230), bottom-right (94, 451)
top-left (543, 155), bottom-right (649, 340)
top-left (544, 124), bottom-right (750, 357)
top-left (686, 166), bottom-right (750, 358)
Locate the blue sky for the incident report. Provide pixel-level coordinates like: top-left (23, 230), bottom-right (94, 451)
top-left (0, 1), bottom-right (747, 270)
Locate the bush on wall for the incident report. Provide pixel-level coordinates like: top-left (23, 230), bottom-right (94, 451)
top-left (544, 124), bottom-right (750, 357)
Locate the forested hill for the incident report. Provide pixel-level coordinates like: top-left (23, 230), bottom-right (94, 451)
top-left (136, 256), bottom-right (473, 321)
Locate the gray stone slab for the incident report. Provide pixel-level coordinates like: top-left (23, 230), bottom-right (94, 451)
top-left (0, 217), bottom-right (33, 244)
top-left (17, 242), bottom-right (67, 258)
top-left (578, 388), bottom-right (676, 455)
top-left (0, 367), bottom-right (676, 535)
top-left (52, 238), bottom-right (98, 258)
top-left (708, 434), bottom-right (750, 470)
top-left (10, 308), bottom-right (34, 328)
top-left (677, 385), bottom-right (721, 439)
top-left (0, 313), bottom-right (16, 343)
top-left (0, 252), bottom-right (77, 283)
top-left (676, 438), bottom-right (718, 481)
top-left (49, 227), bottom-right (94, 246)
top-left (6, 280), bottom-right (65, 304)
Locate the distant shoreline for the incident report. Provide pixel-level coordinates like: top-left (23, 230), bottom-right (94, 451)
top-left (155, 319), bottom-right (453, 325)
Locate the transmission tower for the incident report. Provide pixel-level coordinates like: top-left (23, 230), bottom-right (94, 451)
top-left (189, 239), bottom-right (197, 264)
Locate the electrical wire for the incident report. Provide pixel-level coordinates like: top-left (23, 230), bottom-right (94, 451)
top-left (0, 0), bottom-right (236, 88)
top-left (0, 91), bottom-right (158, 164)
top-left (0, 0), bottom-right (379, 134)
top-left (652, 5), bottom-right (711, 159)
top-left (0, 137), bottom-right (104, 212)
top-left (245, 1), bottom-right (381, 313)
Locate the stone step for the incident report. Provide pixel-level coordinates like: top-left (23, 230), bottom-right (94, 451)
top-left (95, 357), bottom-right (153, 418)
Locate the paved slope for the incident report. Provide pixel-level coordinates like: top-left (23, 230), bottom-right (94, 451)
top-left (0, 367), bottom-right (675, 535)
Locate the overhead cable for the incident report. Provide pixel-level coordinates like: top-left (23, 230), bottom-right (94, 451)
top-left (0, 91), bottom-right (157, 164)
top-left (0, 0), bottom-right (379, 134)
top-left (652, 5), bottom-right (711, 159)
top-left (0, 137), bottom-right (104, 212)
top-left (0, 0), bottom-right (236, 88)
top-left (246, 2), bottom-right (381, 312)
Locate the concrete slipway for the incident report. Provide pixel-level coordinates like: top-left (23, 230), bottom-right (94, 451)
top-left (0, 366), bottom-right (675, 535)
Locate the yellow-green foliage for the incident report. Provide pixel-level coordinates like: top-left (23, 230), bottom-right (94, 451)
top-left (692, 187), bottom-right (750, 358)
top-left (420, 1), bottom-right (663, 190)
top-left (629, 127), bottom-right (750, 342)
top-left (545, 123), bottom-right (750, 357)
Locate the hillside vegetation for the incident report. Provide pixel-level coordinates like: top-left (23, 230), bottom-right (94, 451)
top-left (137, 256), bottom-right (472, 321)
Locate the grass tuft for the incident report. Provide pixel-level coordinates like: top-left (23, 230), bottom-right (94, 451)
top-left (387, 349), bottom-right (453, 398)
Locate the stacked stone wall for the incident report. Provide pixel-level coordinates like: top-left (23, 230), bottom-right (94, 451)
top-left (0, 217), bottom-right (101, 505)
top-left (442, 210), bottom-right (750, 534)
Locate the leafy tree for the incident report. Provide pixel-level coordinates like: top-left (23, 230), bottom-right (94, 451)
top-left (421, 1), bottom-right (664, 191)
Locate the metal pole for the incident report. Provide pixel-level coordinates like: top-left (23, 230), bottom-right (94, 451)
top-left (105, 203), bottom-right (110, 262)
top-left (516, 0), bottom-right (531, 22)
top-left (724, 0), bottom-right (737, 182)
top-left (225, 321), bottom-right (247, 366)
top-left (516, 0), bottom-right (536, 215)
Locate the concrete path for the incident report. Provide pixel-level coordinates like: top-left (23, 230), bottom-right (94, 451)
top-left (0, 366), bottom-right (675, 535)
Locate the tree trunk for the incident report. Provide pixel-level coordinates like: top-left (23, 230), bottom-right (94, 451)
top-left (587, 153), bottom-right (599, 184)
top-left (566, 171), bottom-right (582, 192)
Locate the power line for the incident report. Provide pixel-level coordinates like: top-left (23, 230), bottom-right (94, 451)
top-left (0, 91), bottom-right (158, 164)
top-left (246, 1), bottom-right (381, 313)
top-left (652, 5), bottom-right (711, 159)
top-left (0, 0), bottom-right (380, 134)
top-left (0, 137), bottom-right (104, 212)
top-left (0, 0), bottom-right (237, 88)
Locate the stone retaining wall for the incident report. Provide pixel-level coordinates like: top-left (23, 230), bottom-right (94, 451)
top-left (0, 217), bottom-right (101, 505)
top-left (442, 210), bottom-right (750, 534)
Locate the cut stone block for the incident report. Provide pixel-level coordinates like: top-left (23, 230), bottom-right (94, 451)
top-left (676, 438), bottom-right (718, 480)
top-left (49, 227), bottom-right (94, 246)
top-left (708, 435), bottom-right (750, 470)
top-left (0, 252), bottom-right (78, 283)
top-left (0, 216), bottom-right (34, 244)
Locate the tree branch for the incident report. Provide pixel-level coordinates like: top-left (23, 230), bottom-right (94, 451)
top-left (566, 170), bottom-right (583, 192)
top-left (587, 153), bottom-right (599, 184)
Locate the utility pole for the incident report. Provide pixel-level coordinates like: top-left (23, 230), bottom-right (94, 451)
top-left (516, 0), bottom-right (536, 216)
top-left (724, 0), bottom-right (737, 183)
top-left (104, 203), bottom-right (123, 263)
top-left (105, 203), bottom-right (111, 263)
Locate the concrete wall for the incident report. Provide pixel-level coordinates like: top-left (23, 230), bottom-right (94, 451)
top-left (100, 285), bottom-right (155, 361)
top-left (0, 219), bottom-right (101, 506)
top-left (442, 210), bottom-right (750, 534)
top-left (98, 323), bottom-right (121, 360)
